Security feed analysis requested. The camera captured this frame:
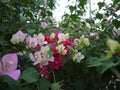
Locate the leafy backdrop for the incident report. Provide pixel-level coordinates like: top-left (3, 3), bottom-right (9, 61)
top-left (0, 0), bottom-right (120, 90)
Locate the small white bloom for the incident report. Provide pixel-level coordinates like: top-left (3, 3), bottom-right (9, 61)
top-left (73, 52), bottom-right (84, 63)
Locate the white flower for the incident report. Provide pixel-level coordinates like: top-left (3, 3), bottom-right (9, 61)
top-left (73, 52), bottom-right (84, 63)
top-left (56, 44), bottom-right (67, 55)
top-left (50, 33), bottom-right (55, 39)
top-left (10, 30), bottom-right (27, 44)
top-left (58, 33), bottom-right (69, 43)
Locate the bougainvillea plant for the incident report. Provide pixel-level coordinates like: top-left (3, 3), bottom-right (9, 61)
top-left (0, 0), bottom-right (120, 90)
top-left (10, 30), bottom-right (85, 79)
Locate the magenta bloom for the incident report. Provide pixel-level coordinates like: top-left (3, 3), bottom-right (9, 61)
top-left (0, 53), bottom-right (21, 80)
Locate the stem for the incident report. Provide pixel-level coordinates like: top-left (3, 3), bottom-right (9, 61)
top-left (51, 71), bottom-right (56, 83)
top-left (89, 0), bottom-right (92, 19)
top-left (36, 81), bottom-right (40, 90)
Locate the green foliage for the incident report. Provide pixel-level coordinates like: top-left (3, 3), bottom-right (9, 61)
top-left (39, 78), bottom-right (51, 90)
top-left (21, 67), bottom-right (39, 83)
top-left (0, 0), bottom-right (120, 90)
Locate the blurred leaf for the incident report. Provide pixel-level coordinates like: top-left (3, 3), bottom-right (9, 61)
top-left (7, 86), bottom-right (20, 90)
top-left (61, 23), bottom-right (68, 28)
top-left (3, 75), bottom-right (20, 86)
top-left (0, 0), bottom-right (10, 3)
top-left (39, 78), bottom-right (51, 90)
top-left (51, 82), bottom-right (60, 90)
top-left (79, 0), bottom-right (87, 7)
top-left (98, 2), bottom-right (105, 10)
top-left (112, 20), bottom-right (120, 29)
top-left (111, 67), bottom-right (120, 79)
top-left (100, 59), bottom-right (118, 74)
top-left (48, 50), bottom-right (53, 57)
top-left (21, 67), bottom-right (39, 83)
top-left (70, 14), bottom-right (78, 21)
top-left (86, 18), bottom-right (94, 24)
top-left (33, 0), bottom-right (44, 6)
top-left (20, 15), bottom-right (28, 23)
top-left (69, 6), bottom-right (76, 13)
top-left (26, 11), bottom-right (34, 19)
top-left (87, 56), bottom-right (106, 67)
top-left (96, 13), bottom-right (103, 20)
top-left (113, 0), bottom-right (120, 5)
top-left (47, 11), bottom-right (52, 16)
top-left (27, 29), bottom-right (36, 34)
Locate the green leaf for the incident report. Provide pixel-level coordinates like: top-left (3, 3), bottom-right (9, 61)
top-left (86, 18), bottom-right (94, 24)
top-left (3, 75), bottom-right (20, 86)
top-left (69, 6), bottom-right (76, 13)
top-left (100, 60), bottom-right (118, 74)
top-left (61, 23), bottom-right (68, 28)
top-left (47, 11), bottom-right (53, 16)
top-left (27, 29), bottom-right (36, 34)
top-left (96, 13), bottom-right (103, 20)
top-left (79, 0), bottom-right (87, 7)
top-left (51, 82), bottom-right (60, 90)
top-left (87, 57), bottom-right (103, 67)
top-left (26, 11), bottom-right (34, 19)
top-left (0, 0), bottom-right (10, 3)
top-left (111, 67), bottom-right (120, 79)
top-left (113, 0), bottom-right (120, 5)
top-left (21, 67), bottom-right (39, 83)
top-left (33, 0), bottom-right (45, 6)
top-left (39, 78), bottom-right (51, 90)
top-left (48, 50), bottom-right (53, 57)
top-left (98, 2), bottom-right (105, 10)
top-left (70, 14), bottom-right (78, 21)
top-left (7, 85), bottom-right (20, 90)
top-left (20, 15), bottom-right (28, 23)
top-left (112, 19), bottom-right (120, 29)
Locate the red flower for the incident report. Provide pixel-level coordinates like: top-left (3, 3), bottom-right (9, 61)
top-left (44, 34), bottom-right (55, 44)
top-left (36, 64), bottom-right (50, 78)
top-left (35, 45), bottom-right (41, 50)
top-left (49, 53), bottom-right (63, 70)
top-left (55, 32), bottom-right (62, 41)
top-left (62, 39), bottom-right (75, 47)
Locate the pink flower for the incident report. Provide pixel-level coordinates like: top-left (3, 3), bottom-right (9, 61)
top-left (0, 53), bottom-right (21, 80)
top-left (29, 51), bottom-right (54, 66)
top-left (41, 22), bottom-right (48, 29)
top-left (10, 30), bottom-right (27, 44)
top-left (26, 35), bottom-right (38, 49)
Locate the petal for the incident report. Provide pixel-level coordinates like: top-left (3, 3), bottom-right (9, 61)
top-left (29, 53), bottom-right (35, 61)
top-left (2, 53), bottom-right (18, 71)
top-left (33, 60), bottom-right (39, 65)
top-left (3, 70), bottom-right (21, 80)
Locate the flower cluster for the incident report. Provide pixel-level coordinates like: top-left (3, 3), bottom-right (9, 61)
top-left (10, 30), bottom-right (75, 78)
top-left (74, 35), bottom-right (90, 48)
top-left (106, 39), bottom-right (120, 58)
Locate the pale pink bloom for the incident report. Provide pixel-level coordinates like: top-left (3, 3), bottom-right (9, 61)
top-left (29, 51), bottom-right (54, 66)
top-left (10, 30), bottom-right (27, 44)
top-left (41, 22), bottom-right (48, 29)
top-left (26, 35), bottom-right (38, 49)
top-left (0, 53), bottom-right (21, 80)
top-left (37, 33), bottom-right (48, 46)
